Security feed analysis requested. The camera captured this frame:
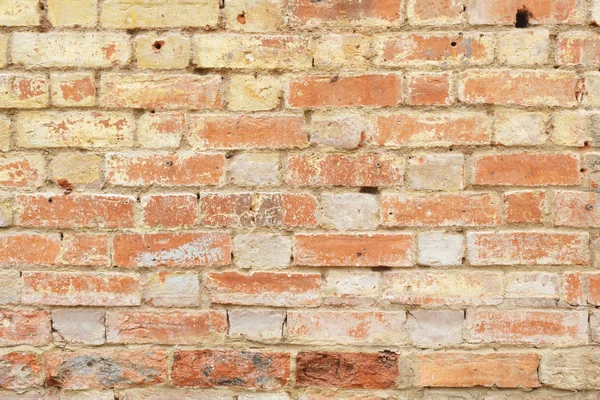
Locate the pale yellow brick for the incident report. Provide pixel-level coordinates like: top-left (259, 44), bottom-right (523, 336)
top-left (48, 0), bottom-right (97, 27)
top-left (225, 0), bottom-right (284, 32)
top-left (0, 73), bottom-right (49, 108)
top-left (497, 30), bottom-right (550, 66)
top-left (0, 195), bottom-right (12, 227)
top-left (594, 0), bottom-right (600, 24)
top-left (51, 153), bottom-right (103, 189)
top-left (51, 73), bottom-right (96, 107)
top-left (551, 111), bottom-right (600, 147)
top-left (0, 115), bottom-right (9, 152)
top-left (313, 34), bottom-right (371, 71)
top-left (135, 33), bottom-right (190, 69)
top-left (0, 34), bottom-right (7, 68)
top-left (494, 110), bottom-right (548, 146)
top-left (0, 0), bottom-right (39, 26)
top-left (585, 72), bottom-right (600, 107)
top-left (101, 0), bottom-right (219, 28)
top-left (137, 112), bottom-right (185, 149)
top-left (228, 75), bottom-right (280, 111)
top-left (12, 32), bottom-right (130, 68)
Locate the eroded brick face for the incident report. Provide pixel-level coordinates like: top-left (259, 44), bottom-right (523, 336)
top-left (1, 0), bottom-right (598, 397)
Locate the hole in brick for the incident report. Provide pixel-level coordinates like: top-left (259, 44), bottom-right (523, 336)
top-left (581, 168), bottom-right (588, 173)
top-left (515, 7), bottom-right (532, 28)
top-left (152, 40), bottom-right (165, 50)
top-left (375, 162), bottom-right (382, 168)
top-left (591, 21), bottom-right (599, 27)
top-left (237, 11), bottom-right (246, 24)
top-left (371, 266), bottom-right (392, 272)
top-left (451, 41), bottom-right (457, 47)
top-left (165, 161), bottom-right (173, 167)
top-left (586, 204), bottom-right (594, 211)
top-left (356, 252), bottom-right (363, 258)
top-left (359, 187), bottom-right (380, 194)
top-left (585, 141), bottom-right (592, 147)
top-left (48, 197), bottom-right (53, 203)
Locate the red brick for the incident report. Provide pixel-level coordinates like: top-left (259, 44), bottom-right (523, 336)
top-left (0, 352), bottom-right (43, 390)
top-left (557, 32), bottom-right (600, 66)
top-left (505, 191), bottom-right (545, 223)
top-left (405, 72), bottom-right (452, 105)
top-left (106, 311), bottom-right (227, 345)
top-left (468, 231), bottom-right (589, 266)
top-left (60, 234), bottom-right (110, 266)
top-left (22, 272), bottom-right (140, 306)
top-left (172, 350), bottom-right (290, 389)
top-left (200, 193), bottom-right (317, 227)
top-left (106, 152), bottom-right (225, 186)
top-left (287, 153), bottom-right (404, 187)
top-left (289, 0), bottom-right (403, 25)
top-left (473, 153), bottom-right (580, 186)
top-left (296, 352), bottom-right (399, 389)
top-left (468, 0), bottom-right (581, 24)
top-left (564, 272), bottom-right (600, 306)
top-left (100, 73), bottom-right (222, 109)
top-left (417, 352), bottom-right (540, 388)
top-left (205, 271), bottom-right (321, 307)
top-left (459, 70), bottom-right (580, 107)
top-left (141, 194), bottom-right (198, 228)
top-left (294, 233), bottom-right (415, 267)
top-left (45, 350), bottom-right (167, 390)
top-left (113, 232), bottom-right (231, 268)
top-left (0, 154), bottom-right (44, 188)
top-left (382, 192), bottom-right (501, 226)
top-left (555, 191), bottom-right (600, 227)
top-left (288, 75), bottom-right (401, 107)
top-left (408, 0), bottom-right (464, 24)
top-left (0, 233), bottom-right (60, 266)
top-left (0, 311), bottom-right (51, 346)
top-left (373, 112), bottom-right (490, 147)
top-left (187, 114), bottom-right (307, 149)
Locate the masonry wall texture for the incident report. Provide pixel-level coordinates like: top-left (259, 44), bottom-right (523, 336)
top-left (2, 0), bottom-right (600, 399)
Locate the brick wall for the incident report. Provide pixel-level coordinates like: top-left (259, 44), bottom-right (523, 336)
top-left (0, 0), bottom-right (599, 398)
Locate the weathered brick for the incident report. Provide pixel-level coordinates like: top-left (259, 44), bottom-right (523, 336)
top-left (61, 234), bottom-right (110, 266)
top-left (225, 0), bottom-right (285, 32)
top-left (417, 232), bottom-right (464, 266)
top-left (584, 72), bottom-right (600, 107)
top-left (313, 34), bottom-right (371, 71)
top-left (407, 310), bottom-right (463, 347)
top-left (0, 73), bottom-right (49, 108)
top-left (0, 233), bottom-right (60, 266)
top-left (407, 0), bottom-right (464, 25)
top-left (135, 33), bottom-right (190, 69)
top-left (505, 191), bottom-right (546, 223)
top-left (0, 153), bottom-right (44, 188)
top-left (0, 271), bottom-right (21, 305)
top-left (50, 153), bottom-right (103, 190)
top-left (498, 30), bottom-right (550, 66)
top-left (505, 272), bottom-right (560, 307)
top-left (228, 309), bottom-right (285, 342)
top-left (467, 0), bottom-right (582, 24)
top-left (0, 352), bottom-right (43, 390)
top-left (137, 112), bottom-right (185, 149)
top-left (0, 195), bottom-right (11, 227)
top-left (309, 113), bottom-right (366, 150)
top-left (551, 111), bottom-right (600, 147)
top-left (319, 193), bottom-right (379, 230)
top-left (141, 194), bottom-right (198, 228)
top-left (289, 0), bottom-right (403, 26)
top-left (119, 389), bottom-right (233, 400)
top-left (494, 110), bottom-right (547, 146)
top-left (324, 269), bottom-right (380, 306)
top-left (52, 309), bottom-right (105, 345)
top-left (405, 72), bottom-right (453, 106)
top-left (0, 311), bottom-right (51, 346)
top-left (233, 233), bottom-right (292, 269)
top-left (47, 0), bottom-right (97, 27)
top-left (0, 0), bottom-right (39, 26)
top-left (51, 73), bottom-right (96, 107)
top-left (228, 75), bottom-right (281, 111)
top-left (0, 115), bottom-right (9, 152)
top-left (540, 348), bottom-right (600, 390)
top-left (141, 272), bottom-right (200, 307)
top-left (554, 191), bottom-right (600, 227)
top-left (407, 154), bottom-right (464, 191)
top-left (101, 0), bottom-right (219, 28)
top-left (228, 153), bottom-right (281, 187)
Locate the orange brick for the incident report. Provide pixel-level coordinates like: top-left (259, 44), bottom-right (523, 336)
top-left (408, 0), bottom-right (464, 25)
top-left (505, 191), bottom-right (546, 223)
top-left (557, 32), bottom-right (600, 66)
top-left (141, 194), bottom-right (198, 228)
top-left (0, 154), bottom-right (44, 188)
top-left (289, 0), bottom-right (403, 25)
top-left (0, 352), bottom-right (43, 390)
top-left (0, 311), bottom-right (51, 346)
top-left (0, 73), bottom-right (49, 108)
top-left (468, 0), bottom-right (581, 24)
top-left (0, 233), bottom-right (60, 266)
top-left (405, 72), bottom-right (452, 105)
top-left (555, 191), bottom-right (600, 227)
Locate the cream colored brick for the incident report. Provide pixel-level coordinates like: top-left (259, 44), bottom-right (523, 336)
top-left (494, 110), bottom-right (548, 146)
top-left (320, 193), bottom-right (379, 230)
top-left (0, 0), bottom-right (39, 26)
top-left (0, 195), bottom-right (11, 227)
top-left (314, 34), bottom-right (371, 71)
top-left (418, 232), bottom-right (464, 266)
top-left (135, 33), bottom-right (190, 69)
top-left (0, 271), bottom-right (20, 304)
top-left (0, 34), bottom-right (7, 68)
top-left (551, 111), bottom-right (600, 147)
top-left (51, 72), bottom-right (96, 107)
top-left (228, 309), bottom-right (284, 342)
top-left (408, 154), bottom-right (464, 191)
top-left (12, 32), bottom-right (130, 68)
top-left (0, 115), bottom-right (9, 152)
top-left (594, 0), bottom-right (600, 24)
top-left (228, 152), bottom-right (280, 186)
top-left (324, 269), bottom-right (379, 306)
top-left (101, 0), bottom-right (219, 28)
top-left (142, 272), bottom-right (200, 308)
top-left (138, 112), bottom-right (185, 149)
top-left (585, 72), bottom-right (600, 107)
top-left (50, 153), bottom-right (103, 189)
top-left (225, 0), bottom-right (284, 32)
top-left (48, 0), bottom-right (97, 27)
top-left (498, 30), bottom-right (550, 66)
top-left (228, 75), bottom-right (280, 111)
top-left (0, 73), bottom-right (49, 108)
top-left (310, 113), bottom-right (366, 150)
top-left (233, 233), bottom-right (292, 269)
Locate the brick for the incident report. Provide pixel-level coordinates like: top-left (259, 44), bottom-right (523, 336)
top-left (12, 33), bottom-right (129, 68)
top-left (233, 233), bottom-right (292, 269)
top-left (383, 192), bottom-right (501, 227)
top-left (405, 72), bottom-right (453, 106)
top-left (498, 30), bottom-right (550, 66)
top-left (288, 75), bottom-right (401, 107)
top-left (324, 269), bottom-right (380, 306)
top-left (51, 73), bottom-right (96, 107)
top-left (141, 194), bottom-right (198, 228)
top-left (0, 233), bottom-right (60, 266)
top-left (106, 152), bottom-right (225, 186)
top-left (0, 352), bottom-right (43, 390)
top-left (228, 153), bottom-right (281, 187)
top-left (319, 193), bottom-right (379, 230)
top-left (407, 154), bottom-right (464, 191)
top-left (0, 153), bottom-right (44, 188)
top-left (194, 35), bottom-right (312, 70)
top-left (595, 0), bottom-right (600, 24)
top-left (200, 193), bottom-right (317, 227)
top-left (45, 350), bottom-right (167, 390)
top-left (205, 271), bottom-right (321, 307)
top-left (228, 309), bottom-right (285, 343)
top-left (316, 36), bottom-right (371, 74)
top-left (505, 191), bottom-right (546, 223)
top-left (113, 232), bottom-right (231, 268)
top-left (0, 271), bottom-right (21, 304)
top-left (172, 350), bottom-right (289, 389)
top-left (584, 73), bottom-right (600, 107)
top-left (17, 111), bottom-right (134, 148)
top-left (50, 153), bottom-right (103, 190)
top-left (295, 233), bottom-right (415, 267)
top-left (287, 311), bottom-right (406, 345)
top-left (296, 352), bottom-right (399, 389)
top-left (494, 110), bottom-right (547, 146)
top-left (417, 353), bottom-right (540, 388)
top-left (407, 310), bottom-right (463, 347)
top-left (0, 195), bottom-right (10, 227)
top-left (287, 153), bottom-right (404, 187)
top-left (188, 114), bottom-right (307, 149)
top-left (374, 111), bottom-right (491, 147)
top-left (138, 112), bottom-right (185, 149)
top-left (551, 111), bottom-right (600, 147)
top-left (559, 32), bottom-right (600, 67)
top-left (47, 0), bottom-right (96, 27)
top-left (0, 73), bottom-right (49, 108)
top-left (468, 231), bottom-right (589, 266)
top-left (0, 0), bottom-right (39, 26)
top-left (554, 191), bottom-right (600, 227)
top-left (473, 153), bottom-right (580, 186)
top-left (0, 115), bottom-right (9, 151)
top-left (505, 272), bottom-right (560, 307)
top-left (52, 309), bottom-right (105, 345)
top-left (142, 272), bottom-right (200, 307)
top-left (120, 389), bottom-right (234, 400)
top-left (467, 0), bottom-right (581, 24)
top-left (135, 33), bottom-right (190, 69)
top-left (0, 311), bottom-right (50, 346)
top-left (101, 0), bottom-right (218, 28)
top-left (22, 272), bottom-right (140, 306)
top-left (459, 70), bottom-right (580, 107)
top-left (228, 75), bottom-right (281, 111)
top-left (0, 35), bottom-right (7, 68)
top-left (106, 311), bottom-right (227, 345)
top-left (466, 310), bottom-right (588, 345)
top-left (540, 348), bottom-right (600, 390)
top-left (407, 0), bottom-right (464, 25)
top-left (382, 270), bottom-right (503, 306)
top-left (225, 0), bottom-right (284, 32)
top-left (417, 232), bottom-right (464, 266)
top-left (16, 194), bottom-right (135, 228)
top-left (374, 33), bottom-right (493, 66)
top-left (61, 234), bottom-right (110, 266)
top-left (309, 113), bottom-right (366, 150)
top-left (289, 0), bottom-right (403, 26)
top-left (99, 73), bottom-right (222, 109)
